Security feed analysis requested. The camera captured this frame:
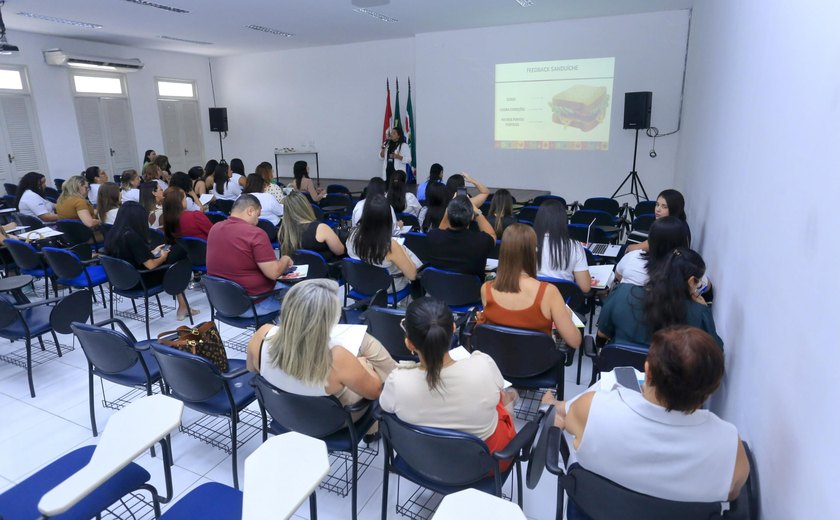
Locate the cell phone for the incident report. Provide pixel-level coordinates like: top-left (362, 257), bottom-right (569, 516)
top-left (614, 366), bottom-right (642, 393)
top-left (282, 266), bottom-right (297, 276)
top-left (456, 187), bottom-right (467, 197)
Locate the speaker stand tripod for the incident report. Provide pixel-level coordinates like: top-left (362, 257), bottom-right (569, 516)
top-left (611, 128), bottom-right (649, 204)
top-left (216, 132), bottom-right (225, 162)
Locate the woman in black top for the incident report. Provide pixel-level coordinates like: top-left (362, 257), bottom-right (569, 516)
top-left (104, 201), bottom-right (197, 321)
top-left (278, 191), bottom-right (345, 261)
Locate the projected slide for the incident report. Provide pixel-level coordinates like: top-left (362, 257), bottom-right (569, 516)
top-left (495, 57), bottom-right (615, 150)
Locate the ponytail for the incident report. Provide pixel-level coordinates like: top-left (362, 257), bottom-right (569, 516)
top-left (643, 247), bottom-right (706, 334)
top-left (404, 297), bottom-right (455, 391)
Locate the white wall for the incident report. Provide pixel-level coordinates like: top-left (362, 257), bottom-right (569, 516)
top-left (0, 30), bottom-right (216, 181)
top-left (210, 38), bottom-right (415, 180)
top-left (416, 10), bottom-right (690, 201)
top-left (676, 2), bottom-right (840, 517)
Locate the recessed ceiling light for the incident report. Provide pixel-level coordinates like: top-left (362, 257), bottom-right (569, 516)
top-left (246, 25), bottom-right (294, 38)
top-left (123, 1), bottom-right (189, 14)
top-left (353, 8), bottom-right (398, 23)
top-left (514, 0), bottom-right (535, 6)
top-left (160, 35), bottom-right (212, 45)
top-left (17, 12), bottom-right (102, 29)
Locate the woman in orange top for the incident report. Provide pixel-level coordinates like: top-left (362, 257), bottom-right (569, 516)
top-left (480, 223), bottom-right (581, 348)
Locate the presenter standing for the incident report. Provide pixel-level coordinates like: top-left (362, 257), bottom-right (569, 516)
top-left (380, 127), bottom-right (412, 184)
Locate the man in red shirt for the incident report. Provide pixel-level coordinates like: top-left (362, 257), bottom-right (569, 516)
top-left (206, 194), bottom-right (293, 317)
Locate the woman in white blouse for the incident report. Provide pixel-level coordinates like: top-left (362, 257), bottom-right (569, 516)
top-left (379, 127), bottom-right (412, 183)
top-left (387, 170), bottom-right (421, 217)
top-left (210, 161), bottom-right (243, 201)
top-left (15, 171), bottom-right (58, 222)
top-left (243, 174), bottom-right (284, 226)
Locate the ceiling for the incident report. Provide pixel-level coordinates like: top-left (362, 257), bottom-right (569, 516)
top-left (2, 0), bottom-right (694, 57)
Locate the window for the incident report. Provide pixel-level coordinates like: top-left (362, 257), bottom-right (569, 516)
top-left (72, 74), bottom-right (124, 95)
top-left (157, 79), bottom-right (195, 98)
top-left (0, 69), bottom-right (24, 91)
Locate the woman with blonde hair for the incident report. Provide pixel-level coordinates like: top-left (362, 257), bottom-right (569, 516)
top-left (246, 278), bottom-right (395, 408)
top-left (120, 169), bottom-right (141, 203)
top-left (55, 175), bottom-right (100, 229)
top-left (278, 191), bottom-right (344, 261)
top-left (479, 223), bottom-right (581, 348)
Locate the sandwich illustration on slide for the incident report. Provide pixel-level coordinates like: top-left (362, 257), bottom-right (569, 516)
top-left (548, 85), bottom-right (609, 132)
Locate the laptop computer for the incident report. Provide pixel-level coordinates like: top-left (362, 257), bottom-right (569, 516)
top-left (585, 219), bottom-right (622, 257)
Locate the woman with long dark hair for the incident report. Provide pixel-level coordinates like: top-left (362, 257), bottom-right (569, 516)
top-left (379, 126), bottom-right (412, 184)
top-left (161, 187), bottom-right (213, 242)
top-left (387, 170), bottom-right (421, 216)
top-left (352, 177), bottom-right (397, 228)
top-left (105, 200), bottom-right (197, 320)
top-left (346, 194), bottom-right (420, 292)
top-left (168, 171), bottom-right (202, 211)
top-left (202, 159), bottom-right (219, 192)
top-left (229, 158), bottom-right (248, 188)
top-left (188, 165), bottom-right (208, 198)
top-left (626, 188), bottom-right (689, 253)
top-left (417, 163), bottom-right (443, 202)
top-left (139, 181), bottom-right (164, 229)
top-left (211, 161), bottom-right (243, 201)
top-left (534, 200), bottom-right (591, 293)
top-left (379, 296), bottom-right (518, 469)
top-left (616, 216), bottom-right (690, 286)
top-left (256, 161), bottom-right (285, 203)
top-left (16, 171), bottom-right (58, 222)
top-left (292, 160), bottom-right (325, 202)
top-left (444, 172), bottom-right (490, 207)
top-left (486, 188), bottom-right (515, 237)
top-left (84, 166), bottom-right (108, 205)
top-left (143, 149), bottom-right (157, 166)
top-left (243, 173), bottom-right (284, 226)
top-left (419, 182), bottom-right (447, 232)
top-left (598, 247), bottom-right (722, 348)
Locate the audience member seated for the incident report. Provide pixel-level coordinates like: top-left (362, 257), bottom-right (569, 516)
top-left (169, 171), bottom-right (202, 211)
top-left (445, 172), bottom-right (490, 207)
top-left (210, 160), bottom-right (243, 202)
top-left (598, 247), bottom-right (723, 348)
top-left (206, 194), bottom-right (293, 317)
top-left (139, 182), bottom-right (164, 230)
top-left (616, 216), bottom-right (691, 286)
top-left (15, 171), bottom-right (58, 222)
top-left (154, 155), bottom-right (173, 184)
top-left (535, 200), bottom-right (591, 293)
top-left (419, 181), bottom-right (447, 232)
top-left (486, 188), bottom-right (516, 237)
top-left (545, 326), bottom-right (749, 518)
top-left (105, 201), bottom-right (197, 321)
top-left (387, 170), bottom-right (421, 217)
top-left (55, 175), bottom-right (100, 229)
top-left (202, 159), bottom-right (219, 193)
top-left (416, 163), bottom-right (443, 202)
top-left (243, 174), bottom-right (284, 226)
top-left (143, 162), bottom-right (167, 191)
top-left (346, 195), bottom-right (420, 293)
top-left (479, 224), bottom-right (581, 348)
top-left (84, 166), bottom-right (108, 205)
top-left (142, 149), bottom-right (156, 168)
top-left (292, 160), bottom-right (325, 202)
top-left (162, 187), bottom-right (213, 242)
top-left (229, 158), bottom-right (249, 188)
top-left (188, 165), bottom-right (209, 199)
top-left (626, 189), bottom-right (690, 254)
top-left (352, 177), bottom-right (398, 230)
top-left (256, 161), bottom-right (285, 203)
top-left (278, 192), bottom-right (345, 261)
top-left (96, 182), bottom-right (121, 225)
top-left (426, 195), bottom-right (495, 277)
top-left (379, 297), bottom-right (517, 469)
top-left (120, 169), bottom-right (141, 203)
top-left (246, 278), bottom-right (396, 410)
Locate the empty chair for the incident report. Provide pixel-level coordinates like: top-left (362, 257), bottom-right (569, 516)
top-left (56, 219), bottom-right (100, 250)
top-left (342, 258), bottom-right (410, 308)
top-left (43, 186), bottom-right (60, 202)
top-left (319, 193), bottom-right (354, 222)
top-left (4, 182), bottom-right (17, 196)
top-left (41, 246), bottom-right (108, 309)
top-left (632, 214), bottom-right (656, 233)
top-left (364, 305), bottom-right (416, 361)
top-left (634, 200), bottom-right (656, 217)
top-left (0, 289), bottom-right (91, 397)
top-left (516, 205), bottom-right (540, 223)
top-left (583, 197), bottom-right (620, 217)
top-left (202, 275), bottom-right (282, 350)
top-left (3, 238), bottom-right (56, 298)
top-left (327, 184), bottom-right (353, 197)
top-left (583, 341), bottom-right (649, 386)
top-left (54, 178), bottom-right (65, 191)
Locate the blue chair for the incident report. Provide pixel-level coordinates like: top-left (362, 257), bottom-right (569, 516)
top-left (0, 395), bottom-right (183, 520)
top-left (532, 195), bottom-right (567, 207)
top-left (252, 375), bottom-right (375, 520)
top-left (3, 238), bottom-right (56, 298)
top-left (319, 193), bottom-right (354, 221)
top-left (3, 182), bottom-right (16, 196)
top-left (43, 187), bottom-right (60, 202)
top-left (364, 305), bottom-right (417, 362)
top-left (634, 200), bottom-right (656, 217)
top-left (56, 219), bottom-right (101, 251)
top-left (401, 232), bottom-right (432, 264)
top-left (202, 275), bottom-right (282, 350)
top-left (177, 236), bottom-right (208, 273)
top-left (341, 258), bottom-right (410, 308)
top-left (54, 178), bottom-right (65, 191)
top-left (204, 211), bottom-right (228, 224)
top-left (257, 218), bottom-right (280, 249)
top-left (537, 276), bottom-right (591, 383)
top-left (13, 212), bottom-right (43, 229)
top-left (378, 411), bottom-right (540, 517)
top-left (516, 205), bottom-right (540, 223)
top-left (290, 249), bottom-right (331, 280)
top-left (71, 318), bottom-right (165, 436)
top-left (583, 197), bottom-right (621, 217)
top-left (419, 267), bottom-right (482, 313)
top-left (327, 184), bottom-right (353, 197)
top-left (396, 212), bottom-right (420, 231)
top-left (158, 482), bottom-right (243, 520)
top-left (571, 210), bottom-right (620, 240)
top-left (632, 214), bottom-right (656, 233)
top-left (151, 343), bottom-right (256, 489)
top-left (0, 289), bottom-right (91, 397)
top-left (568, 223), bottom-right (611, 246)
top-left (41, 246), bottom-right (108, 310)
top-left (584, 341), bottom-right (650, 386)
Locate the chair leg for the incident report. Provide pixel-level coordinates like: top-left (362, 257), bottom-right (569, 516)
top-left (515, 460), bottom-right (524, 507)
top-left (230, 415), bottom-right (240, 489)
top-left (98, 284), bottom-right (106, 309)
top-left (575, 346), bottom-right (583, 385)
top-left (51, 330), bottom-right (62, 357)
top-left (51, 275), bottom-right (58, 298)
top-left (351, 446), bottom-right (359, 520)
top-left (381, 457), bottom-right (390, 520)
top-left (131, 297), bottom-right (138, 314)
top-left (183, 294), bottom-right (194, 325)
top-left (309, 492), bottom-right (318, 520)
top-left (555, 476), bottom-right (564, 520)
top-left (37, 335), bottom-right (46, 351)
top-left (144, 296), bottom-right (151, 340)
top-left (155, 294), bottom-right (164, 318)
top-left (88, 367), bottom-right (98, 436)
top-left (25, 337), bottom-right (34, 398)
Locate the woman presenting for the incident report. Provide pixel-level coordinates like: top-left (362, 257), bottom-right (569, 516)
top-left (379, 127), bottom-right (412, 184)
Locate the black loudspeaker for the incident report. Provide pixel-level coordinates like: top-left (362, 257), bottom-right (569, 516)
top-left (623, 92), bottom-right (652, 129)
top-left (209, 107), bottom-right (228, 132)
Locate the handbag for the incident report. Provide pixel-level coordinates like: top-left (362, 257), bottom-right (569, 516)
top-left (157, 321), bottom-right (229, 372)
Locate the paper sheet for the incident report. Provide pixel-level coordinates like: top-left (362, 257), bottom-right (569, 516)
top-left (330, 324), bottom-right (368, 356)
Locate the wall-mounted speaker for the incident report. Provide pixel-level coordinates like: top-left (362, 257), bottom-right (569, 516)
top-left (623, 92), bottom-right (652, 129)
top-left (209, 107), bottom-right (228, 133)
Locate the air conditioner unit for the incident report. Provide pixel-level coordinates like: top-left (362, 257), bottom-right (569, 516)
top-left (43, 49), bottom-right (144, 72)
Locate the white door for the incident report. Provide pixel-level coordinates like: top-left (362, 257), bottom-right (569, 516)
top-left (159, 99), bottom-right (204, 173)
top-left (75, 96), bottom-right (138, 174)
top-left (0, 94), bottom-right (47, 183)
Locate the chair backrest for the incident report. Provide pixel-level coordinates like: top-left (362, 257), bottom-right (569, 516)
top-left (632, 215), bottom-right (655, 233)
top-left (310, 203), bottom-right (325, 219)
top-left (163, 259), bottom-right (193, 295)
top-left (634, 200), bottom-right (656, 216)
top-left (563, 464), bottom-right (723, 520)
top-left (4, 182), bottom-right (17, 196)
top-left (516, 206), bottom-right (540, 223)
top-left (50, 289), bottom-right (92, 334)
top-left (319, 193), bottom-right (353, 211)
top-left (570, 209), bottom-right (615, 227)
top-left (56, 220), bottom-right (94, 246)
top-left (364, 305), bottom-right (416, 361)
top-left (54, 178), bottom-right (65, 191)
top-left (253, 375), bottom-right (350, 438)
top-left (151, 343), bottom-right (226, 402)
top-left (341, 258), bottom-right (393, 298)
top-left (0, 297), bottom-right (20, 330)
top-left (99, 255), bottom-right (142, 291)
top-left (210, 199), bottom-right (234, 215)
top-left (487, 239), bottom-right (502, 260)
top-left (419, 267), bottom-right (482, 308)
top-left (13, 212), bottom-right (43, 229)
top-left (583, 197), bottom-right (620, 217)
top-left (72, 320), bottom-right (143, 376)
top-left (204, 211), bottom-right (228, 224)
top-left (326, 184), bottom-right (352, 196)
top-left (1, 194), bottom-right (14, 209)
top-left (537, 276), bottom-right (586, 313)
top-left (4, 238), bottom-right (44, 271)
top-left (203, 275), bottom-right (254, 317)
top-left (472, 324), bottom-right (561, 380)
top-left (290, 249), bottom-right (329, 279)
top-left (256, 219), bottom-right (278, 244)
top-left (380, 412), bottom-right (496, 487)
top-left (397, 212), bottom-right (420, 230)
top-left (42, 246), bottom-right (84, 280)
top-left (178, 237), bottom-right (208, 267)
top-left (597, 343), bottom-right (649, 373)
top-left (43, 187), bottom-right (60, 202)
top-left (532, 195), bottom-right (567, 207)
top-left (402, 232), bottom-right (432, 264)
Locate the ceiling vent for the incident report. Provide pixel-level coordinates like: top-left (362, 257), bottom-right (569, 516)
top-left (43, 49), bottom-right (144, 72)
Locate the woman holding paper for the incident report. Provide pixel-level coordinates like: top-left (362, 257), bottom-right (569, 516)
top-left (246, 279), bottom-right (395, 408)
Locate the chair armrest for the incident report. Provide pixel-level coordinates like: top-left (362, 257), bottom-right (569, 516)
top-left (14, 296), bottom-right (63, 310)
top-left (80, 258), bottom-right (101, 265)
top-left (493, 419), bottom-right (539, 461)
top-left (557, 342), bottom-right (576, 367)
top-left (92, 318), bottom-right (137, 342)
top-left (545, 427), bottom-right (565, 477)
top-left (345, 398), bottom-right (373, 414)
top-left (137, 264), bottom-right (169, 275)
top-left (582, 335), bottom-right (597, 359)
top-left (222, 366), bottom-right (251, 380)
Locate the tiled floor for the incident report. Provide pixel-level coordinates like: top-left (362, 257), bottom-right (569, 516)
top-left (0, 283), bottom-right (595, 519)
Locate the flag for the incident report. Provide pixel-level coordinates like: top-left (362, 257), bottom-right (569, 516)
top-left (393, 78), bottom-right (403, 134)
top-left (381, 79), bottom-right (392, 143)
top-left (405, 77), bottom-right (416, 169)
